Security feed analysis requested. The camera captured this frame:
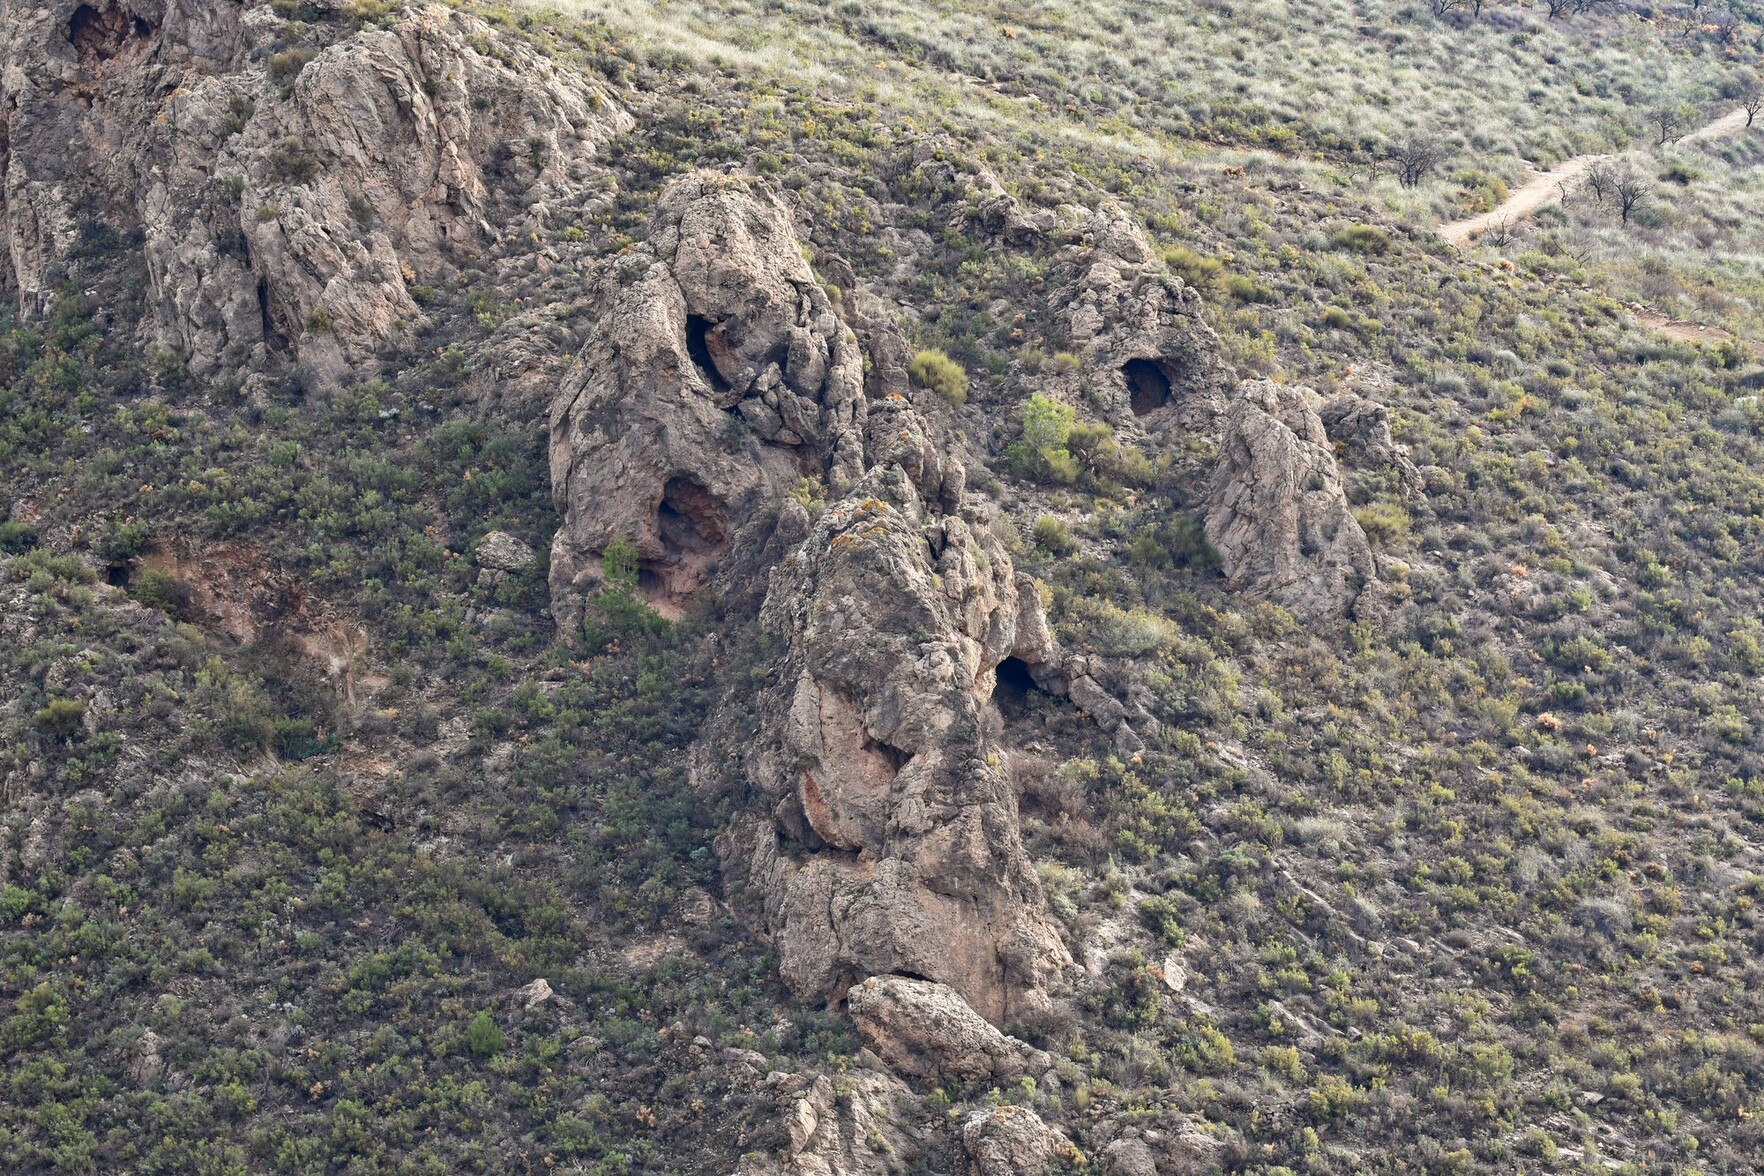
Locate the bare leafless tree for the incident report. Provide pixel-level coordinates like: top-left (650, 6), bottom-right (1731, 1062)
top-left (1614, 170), bottom-right (1652, 226)
top-left (1655, 106), bottom-right (1685, 144)
top-left (1741, 74), bottom-right (1764, 127)
top-left (1544, 0), bottom-right (1574, 17)
top-left (1482, 217), bottom-right (1516, 248)
top-left (1390, 136), bottom-right (1444, 188)
top-left (1582, 160), bottom-right (1613, 205)
top-left (1429, 0), bottom-right (1466, 16)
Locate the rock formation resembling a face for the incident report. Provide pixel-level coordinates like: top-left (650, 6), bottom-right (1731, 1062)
top-left (1056, 210), bottom-right (1236, 434)
top-left (548, 173), bottom-right (869, 628)
top-left (552, 173), bottom-right (1073, 1025)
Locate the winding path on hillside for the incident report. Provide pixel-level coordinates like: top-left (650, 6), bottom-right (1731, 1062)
top-left (1437, 106), bottom-right (1753, 247)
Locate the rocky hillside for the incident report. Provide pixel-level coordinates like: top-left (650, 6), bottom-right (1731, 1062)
top-left (3, 0), bottom-right (1764, 1173)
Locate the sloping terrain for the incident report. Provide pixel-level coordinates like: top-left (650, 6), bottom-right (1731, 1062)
top-left (1, 1), bottom-right (1763, 1174)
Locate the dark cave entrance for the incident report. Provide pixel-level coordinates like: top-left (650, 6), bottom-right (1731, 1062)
top-left (684, 315), bottom-right (731, 395)
top-left (637, 476), bottom-right (730, 615)
top-left (993, 656), bottom-right (1042, 718)
top-left (657, 476), bottom-right (726, 556)
top-left (68, 4), bottom-right (156, 67)
top-left (1124, 358), bottom-right (1174, 417)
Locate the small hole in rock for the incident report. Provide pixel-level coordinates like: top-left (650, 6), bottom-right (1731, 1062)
top-left (685, 315), bottom-right (731, 395)
top-left (104, 563), bottom-right (131, 588)
top-left (1124, 358), bottom-right (1173, 417)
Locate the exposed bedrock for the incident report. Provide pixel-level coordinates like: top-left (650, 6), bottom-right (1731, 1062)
top-left (549, 173), bottom-right (1071, 1024)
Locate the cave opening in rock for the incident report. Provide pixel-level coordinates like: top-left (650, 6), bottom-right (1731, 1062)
top-left (864, 736), bottom-right (908, 773)
top-left (684, 315), bottom-right (730, 395)
top-left (68, 4), bottom-right (155, 67)
top-left (1124, 358), bottom-right (1174, 417)
top-left (993, 656), bottom-right (1042, 718)
top-left (658, 476), bottom-right (726, 555)
top-left (634, 477), bottom-right (731, 614)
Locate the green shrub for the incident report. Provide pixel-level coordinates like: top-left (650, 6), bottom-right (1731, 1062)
top-left (129, 569), bottom-right (191, 617)
top-left (1353, 502), bottom-right (1410, 547)
top-left (466, 1011), bottom-right (504, 1059)
top-left (268, 138), bottom-right (320, 185)
top-left (1159, 243), bottom-right (1222, 286)
top-left (0, 521), bottom-right (36, 553)
top-left (1223, 274), bottom-right (1276, 303)
top-left (1329, 224), bottom-right (1389, 255)
top-left (1033, 515), bottom-right (1074, 554)
top-left (1005, 395), bottom-right (1079, 483)
top-left (267, 48), bottom-right (316, 84)
top-left (34, 698), bottom-right (86, 739)
top-left (908, 349), bottom-right (968, 403)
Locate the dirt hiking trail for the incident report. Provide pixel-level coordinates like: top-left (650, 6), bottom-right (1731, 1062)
top-left (1438, 106), bottom-right (1753, 247)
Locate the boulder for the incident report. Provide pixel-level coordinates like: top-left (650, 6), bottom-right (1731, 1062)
top-left (846, 975), bottom-right (1052, 1083)
top-left (475, 531), bottom-right (536, 573)
top-left (734, 1069), bottom-right (922, 1176)
top-left (1205, 380), bottom-right (1376, 619)
top-left (961, 1105), bottom-right (1079, 1176)
top-left (1320, 393), bottom-right (1426, 503)
top-left (1101, 1138), bottom-right (1159, 1176)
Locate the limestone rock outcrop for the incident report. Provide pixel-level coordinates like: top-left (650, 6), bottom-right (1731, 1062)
top-left (1055, 210), bottom-right (1236, 432)
top-left (548, 172), bottom-right (870, 627)
top-left (726, 467), bottom-right (1070, 1021)
top-left (734, 1068), bottom-right (924, 1176)
top-left (551, 172), bottom-right (1071, 1024)
top-left (0, 2), bottom-right (627, 380)
top-left (847, 975), bottom-right (1052, 1083)
top-left (1205, 380), bottom-right (1376, 619)
top-left (1320, 393), bottom-right (1425, 503)
top-left (961, 1106), bottom-right (1079, 1176)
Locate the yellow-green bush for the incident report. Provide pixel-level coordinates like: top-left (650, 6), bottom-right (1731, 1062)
top-left (908, 349), bottom-right (967, 403)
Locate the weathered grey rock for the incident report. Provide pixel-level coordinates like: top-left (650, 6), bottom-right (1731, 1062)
top-left (1320, 393), bottom-right (1425, 503)
top-left (961, 1105), bottom-right (1078, 1176)
top-left (733, 1068), bottom-right (922, 1176)
top-left (475, 531), bottom-right (536, 573)
top-left (127, 1029), bottom-right (166, 1089)
top-left (513, 978), bottom-right (555, 1011)
top-left (0, 3), bottom-right (627, 380)
top-left (548, 172), bottom-right (869, 629)
top-left (1056, 211), bottom-right (1236, 432)
top-left (724, 467), bottom-right (1071, 1022)
top-left (1101, 1138), bottom-right (1160, 1176)
top-left (1205, 380), bottom-right (1376, 619)
top-left (846, 975), bottom-right (1052, 1083)
top-left (551, 173), bottom-right (1071, 1024)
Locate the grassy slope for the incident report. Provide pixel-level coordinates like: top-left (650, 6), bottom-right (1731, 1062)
top-left (1, 0), bottom-right (1763, 1173)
